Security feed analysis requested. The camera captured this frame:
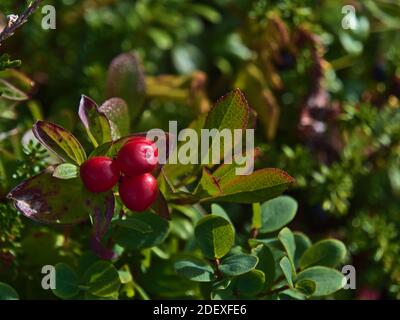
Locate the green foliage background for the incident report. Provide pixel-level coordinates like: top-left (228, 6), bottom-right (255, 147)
top-left (1, 0), bottom-right (400, 299)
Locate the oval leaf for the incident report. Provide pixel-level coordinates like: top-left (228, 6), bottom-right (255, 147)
top-left (52, 163), bottom-right (79, 180)
top-left (204, 168), bottom-right (295, 204)
top-left (295, 266), bottom-right (345, 297)
top-left (32, 120), bottom-right (86, 165)
top-left (0, 282), bottom-right (19, 300)
top-left (106, 53), bottom-right (146, 120)
top-left (204, 88), bottom-right (249, 131)
top-left (52, 263), bottom-right (79, 299)
top-left (195, 215), bottom-right (234, 259)
top-left (299, 239), bottom-right (347, 269)
top-left (279, 256), bottom-right (293, 288)
top-left (233, 270), bottom-right (265, 295)
top-left (260, 196), bottom-right (298, 233)
top-left (278, 227), bottom-right (296, 274)
top-left (99, 98), bottom-right (130, 140)
top-left (82, 261), bottom-right (121, 298)
top-left (114, 213), bottom-right (169, 249)
top-left (78, 95), bottom-right (112, 147)
top-left (219, 253), bottom-right (258, 276)
top-left (7, 166), bottom-right (114, 225)
top-left (174, 258), bottom-right (215, 282)
top-left (295, 279), bottom-right (316, 296)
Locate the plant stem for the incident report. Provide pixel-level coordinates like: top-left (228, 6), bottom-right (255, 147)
top-left (0, 0), bottom-right (43, 44)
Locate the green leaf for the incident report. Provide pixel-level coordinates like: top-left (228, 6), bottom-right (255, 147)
top-left (253, 245), bottom-right (276, 289)
top-left (114, 213), bottom-right (169, 249)
top-left (259, 196), bottom-right (298, 233)
top-left (174, 258), bottom-right (215, 282)
top-left (295, 266), bottom-right (345, 297)
top-left (0, 79), bottom-right (28, 101)
top-left (219, 254), bottom-right (258, 276)
top-left (32, 120), bottom-right (87, 165)
top-left (115, 217), bottom-right (153, 234)
top-left (83, 261), bottom-right (121, 298)
top-left (52, 263), bottom-right (79, 299)
top-left (7, 166), bottom-right (114, 225)
top-left (99, 97), bottom-right (130, 140)
top-left (204, 88), bottom-right (249, 131)
top-left (106, 53), bottom-right (146, 121)
top-left (210, 203), bottom-right (232, 223)
top-left (78, 95), bottom-right (112, 147)
top-left (52, 163), bottom-right (79, 180)
top-left (278, 227), bottom-right (296, 275)
top-left (295, 279), bottom-right (316, 296)
top-left (0, 282), bottom-right (19, 300)
top-left (299, 239), bottom-right (347, 269)
top-left (233, 270), bottom-right (265, 295)
top-left (294, 232), bottom-right (312, 267)
top-left (194, 215), bottom-right (234, 259)
top-left (279, 256), bottom-right (293, 288)
top-left (201, 168), bottom-right (295, 204)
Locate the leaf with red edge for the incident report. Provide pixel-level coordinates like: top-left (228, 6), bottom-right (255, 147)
top-left (78, 95), bottom-right (112, 147)
top-left (200, 168), bottom-right (295, 204)
top-left (7, 166), bottom-right (114, 225)
top-left (32, 120), bottom-right (86, 165)
top-left (99, 98), bottom-right (130, 140)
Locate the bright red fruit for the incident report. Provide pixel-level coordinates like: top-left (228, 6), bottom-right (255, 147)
top-left (80, 156), bottom-right (120, 193)
top-left (118, 173), bottom-right (158, 212)
top-left (117, 137), bottom-right (158, 176)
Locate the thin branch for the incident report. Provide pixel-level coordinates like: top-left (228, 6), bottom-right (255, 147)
top-left (0, 0), bottom-right (43, 45)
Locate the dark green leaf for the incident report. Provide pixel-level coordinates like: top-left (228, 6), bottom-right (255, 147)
top-left (82, 261), bottom-right (121, 298)
top-left (0, 282), bottom-right (19, 300)
top-left (194, 215), bottom-right (234, 259)
top-left (295, 266), bottom-right (345, 297)
top-left (294, 232), bottom-right (312, 267)
top-left (299, 239), bottom-right (347, 269)
top-left (295, 279), bottom-right (316, 296)
top-left (114, 213), bottom-right (169, 249)
top-left (260, 196), bottom-right (298, 233)
top-left (279, 256), bottom-right (293, 288)
top-left (174, 258), bottom-right (215, 282)
top-left (52, 263), bottom-right (79, 299)
top-left (278, 227), bottom-right (296, 274)
top-left (219, 254), bottom-right (258, 276)
top-left (233, 270), bottom-right (265, 295)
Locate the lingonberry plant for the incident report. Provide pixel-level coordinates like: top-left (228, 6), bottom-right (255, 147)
top-left (0, 53), bottom-right (347, 300)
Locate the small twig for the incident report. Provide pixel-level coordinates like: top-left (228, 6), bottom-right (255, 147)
top-left (212, 258), bottom-right (223, 279)
top-left (0, 0), bottom-right (43, 45)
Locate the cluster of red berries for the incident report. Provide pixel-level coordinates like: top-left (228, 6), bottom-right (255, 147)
top-left (80, 137), bottom-right (159, 212)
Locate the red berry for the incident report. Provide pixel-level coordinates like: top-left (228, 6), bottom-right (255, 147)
top-left (80, 156), bottom-right (120, 193)
top-left (117, 137), bottom-right (158, 176)
top-left (118, 173), bottom-right (158, 212)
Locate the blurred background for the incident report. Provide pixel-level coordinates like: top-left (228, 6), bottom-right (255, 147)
top-left (1, 0), bottom-right (400, 299)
